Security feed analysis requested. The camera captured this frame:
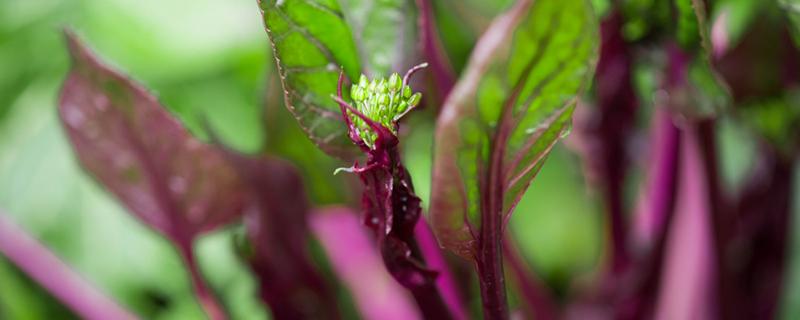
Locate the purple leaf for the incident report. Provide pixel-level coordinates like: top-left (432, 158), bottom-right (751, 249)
top-left (223, 152), bottom-right (341, 319)
top-left (311, 207), bottom-right (422, 320)
top-left (59, 31), bottom-right (246, 242)
top-left (58, 31), bottom-right (246, 320)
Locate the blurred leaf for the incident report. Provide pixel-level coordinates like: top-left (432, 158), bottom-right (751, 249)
top-left (0, 258), bottom-right (78, 320)
top-left (430, 0), bottom-right (598, 258)
top-left (675, 0), bottom-right (711, 52)
top-left (263, 74), bottom-right (352, 205)
top-left (620, 0), bottom-right (671, 41)
top-left (672, 0), bottom-right (730, 119)
top-left (714, 9), bottom-right (800, 154)
top-left (738, 94), bottom-right (800, 156)
top-left (258, 0), bottom-right (361, 158)
top-left (310, 207), bottom-right (421, 320)
top-left (780, 0), bottom-right (800, 46)
top-left (222, 151), bottom-right (340, 319)
top-left (58, 31), bottom-right (246, 243)
top-left (340, 0), bottom-right (418, 77)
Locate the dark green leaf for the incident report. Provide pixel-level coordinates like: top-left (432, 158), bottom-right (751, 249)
top-left (340, 0), bottom-right (418, 77)
top-left (258, 0), bottom-right (361, 158)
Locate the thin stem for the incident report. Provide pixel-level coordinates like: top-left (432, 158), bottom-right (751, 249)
top-left (694, 120), bottom-right (730, 320)
top-left (634, 109), bottom-right (681, 245)
top-left (0, 211), bottom-right (138, 320)
top-left (176, 240), bottom-right (227, 320)
top-left (415, 216), bottom-right (469, 320)
top-left (503, 235), bottom-right (558, 320)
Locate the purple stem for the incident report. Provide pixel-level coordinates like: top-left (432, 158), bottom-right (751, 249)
top-left (620, 108), bottom-right (682, 320)
top-left (311, 208), bottom-right (421, 320)
top-left (593, 12), bottom-right (639, 276)
top-left (414, 216), bottom-right (469, 320)
top-left (653, 122), bottom-right (716, 320)
top-left (414, 0), bottom-right (456, 100)
top-left (0, 211), bottom-right (138, 320)
top-left (503, 236), bottom-right (558, 320)
top-left (175, 239), bottom-right (226, 320)
top-left (633, 109), bottom-right (682, 246)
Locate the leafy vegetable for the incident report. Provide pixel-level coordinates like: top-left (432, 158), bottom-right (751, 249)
top-left (223, 152), bottom-right (341, 319)
top-left (59, 31), bottom-right (246, 320)
top-left (340, 0), bottom-right (418, 77)
top-left (60, 31), bottom-right (246, 245)
top-left (259, 0), bottom-right (421, 158)
top-left (430, 0), bottom-right (599, 258)
top-left (429, 0), bottom-right (598, 316)
top-left (258, 0), bottom-right (362, 158)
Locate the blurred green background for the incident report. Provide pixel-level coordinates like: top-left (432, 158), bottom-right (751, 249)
top-left (0, 0), bottom-right (798, 319)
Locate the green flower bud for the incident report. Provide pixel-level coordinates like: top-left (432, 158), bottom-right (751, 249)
top-left (408, 92), bottom-right (422, 107)
top-left (402, 85), bottom-right (412, 99)
top-left (397, 101), bottom-right (408, 113)
top-left (380, 94), bottom-right (390, 106)
top-left (378, 82), bottom-right (388, 94)
top-left (359, 74), bottom-right (368, 88)
top-left (388, 73), bottom-right (401, 91)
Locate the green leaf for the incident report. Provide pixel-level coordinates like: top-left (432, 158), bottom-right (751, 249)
top-left (339, 0), bottom-right (417, 77)
top-left (676, 0), bottom-right (711, 51)
top-left (780, 0), bottom-right (800, 46)
top-left (430, 0), bottom-right (599, 258)
top-left (258, 0), bottom-right (361, 158)
top-left (738, 91), bottom-right (800, 156)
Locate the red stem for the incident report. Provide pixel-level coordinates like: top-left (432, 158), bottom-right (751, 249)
top-left (0, 212), bottom-right (138, 320)
top-left (176, 240), bottom-right (227, 320)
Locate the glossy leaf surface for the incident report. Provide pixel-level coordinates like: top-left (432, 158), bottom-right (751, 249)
top-left (259, 0), bottom-right (361, 158)
top-left (340, 0), bottom-right (417, 77)
top-left (59, 32), bottom-right (246, 242)
top-left (430, 0), bottom-right (598, 258)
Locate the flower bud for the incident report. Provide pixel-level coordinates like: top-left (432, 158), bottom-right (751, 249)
top-left (388, 73), bottom-right (401, 91)
top-left (408, 92), bottom-right (422, 107)
top-left (397, 101), bottom-right (408, 113)
top-left (402, 85), bottom-right (412, 99)
top-left (359, 74), bottom-right (368, 88)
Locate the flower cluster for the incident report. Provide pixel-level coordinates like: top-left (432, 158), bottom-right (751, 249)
top-left (348, 72), bottom-right (422, 148)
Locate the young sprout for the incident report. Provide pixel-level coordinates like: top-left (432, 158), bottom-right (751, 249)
top-left (345, 64), bottom-right (426, 149)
